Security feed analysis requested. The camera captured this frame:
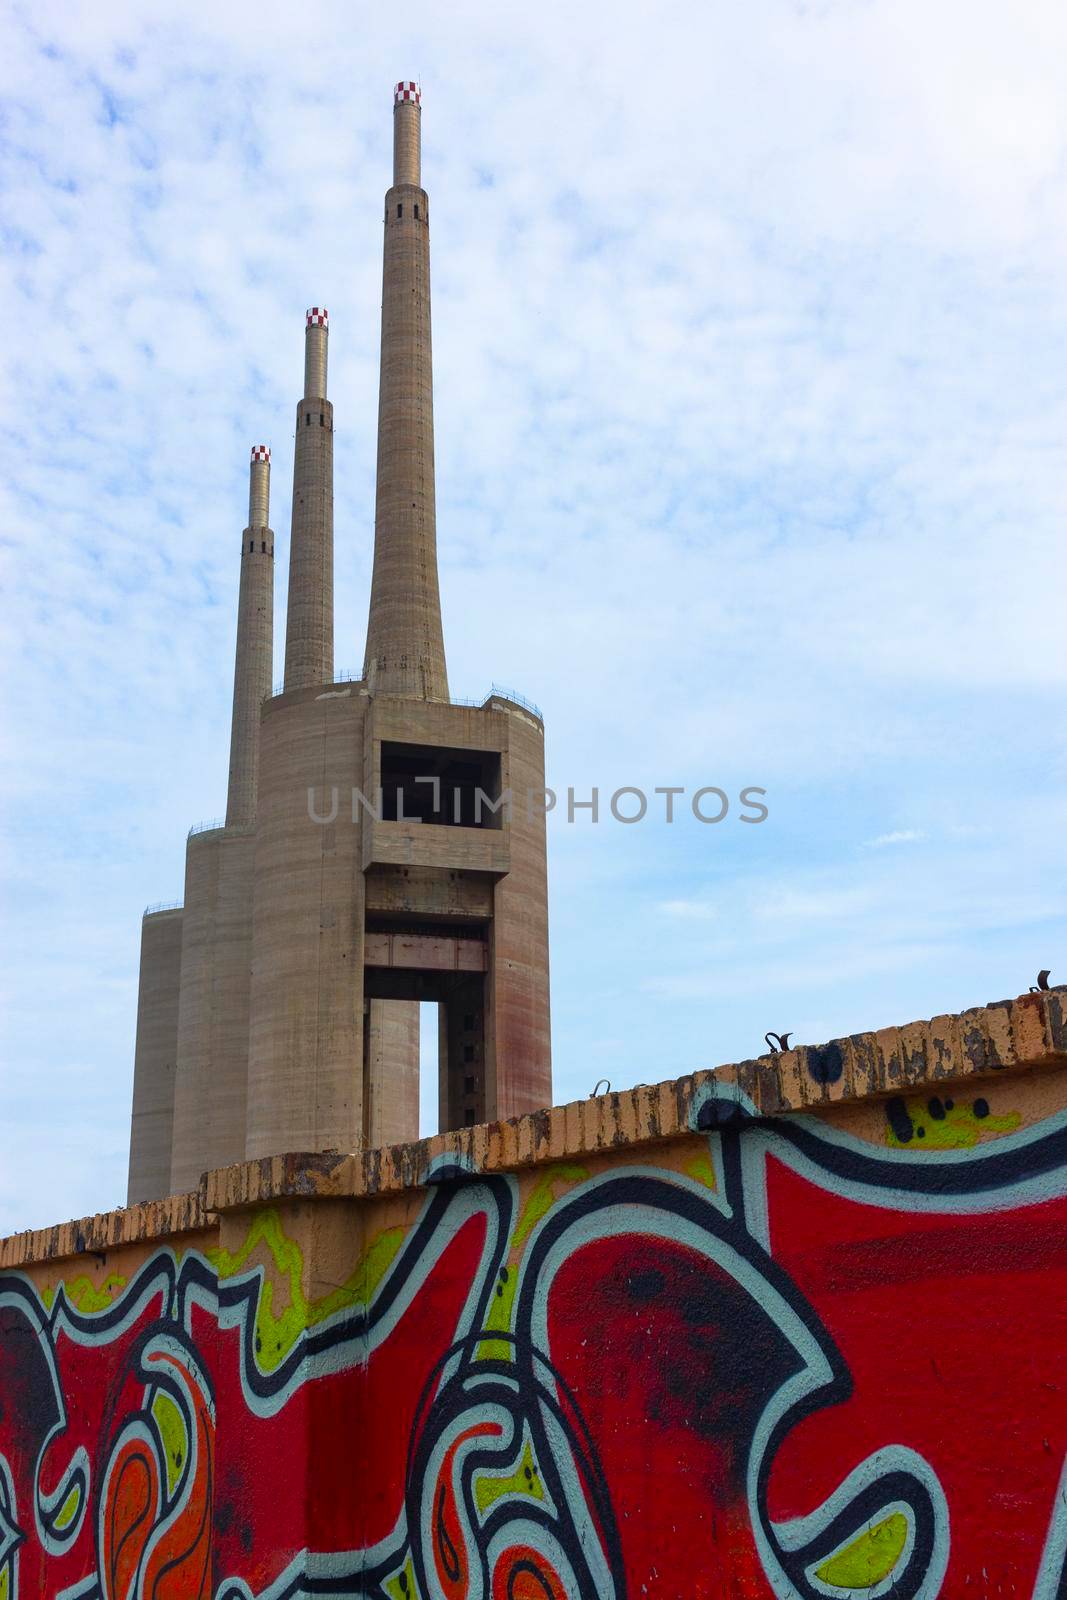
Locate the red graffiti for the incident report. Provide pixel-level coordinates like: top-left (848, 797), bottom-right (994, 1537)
top-left (1, 1109), bottom-right (1065, 1598)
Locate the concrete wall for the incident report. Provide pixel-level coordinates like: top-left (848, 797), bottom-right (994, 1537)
top-left (246, 685), bottom-right (369, 1157)
top-left (170, 826), bottom-right (256, 1192)
top-left (486, 697), bottom-right (552, 1121)
top-left (7, 985), bottom-right (1067, 1597)
top-left (126, 907), bottom-right (183, 1204)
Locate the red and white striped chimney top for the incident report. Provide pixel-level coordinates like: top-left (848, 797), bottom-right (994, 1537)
top-left (306, 307), bottom-right (328, 328)
top-left (395, 81), bottom-right (421, 105)
top-left (251, 445), bottom-right (270, 464)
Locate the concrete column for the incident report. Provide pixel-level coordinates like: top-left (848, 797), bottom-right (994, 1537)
top-left (127, 906), bottom-right (183, 1203)
top-left (226, 446), bottom-right (274, 829)
top-left (363, 1000), bottom-right (420, 1146)
top-left (283, 309), bottom-right (334, 692)
top-left (485, 707), bottom-right (553, 1120)
top-left (363, 83), bottom-right (449, 702)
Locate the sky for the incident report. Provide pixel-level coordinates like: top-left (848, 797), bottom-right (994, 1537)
top-left (1, 0), bottom-right (1066, 1235)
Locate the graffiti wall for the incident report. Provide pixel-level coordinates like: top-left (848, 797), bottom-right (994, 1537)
top-left (2, 1069), bottom-right (1066, 1598)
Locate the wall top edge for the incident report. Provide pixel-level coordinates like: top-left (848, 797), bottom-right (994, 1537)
top-left (0, 1189), bottom-right (206, 1272)
top-left (4, 984), bottom-right (1064, 1270)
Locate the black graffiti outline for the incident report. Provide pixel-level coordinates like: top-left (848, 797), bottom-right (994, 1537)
top-left (5, 1107), bottom-right (1067, 1598)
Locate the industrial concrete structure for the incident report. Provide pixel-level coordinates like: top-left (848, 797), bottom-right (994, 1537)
top-left (168, 446), bottom-right (275, 1195)
top-left (126, 82), bottom-right (552, 1203)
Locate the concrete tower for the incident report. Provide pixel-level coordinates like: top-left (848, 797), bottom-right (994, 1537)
top-left (356, 84), bottom-right (552, 1134)
top-left (363, 82), bottom-right (448, 700)
top-left (227, 446), bottom-right (275, 827)
top-left (131, 82), bottom-right (552, 1196)
top-left (168, 447), bottom-right (275, 1194)
top-left (246, 83), bottom-right (551, 1161)
top-left (283, 310), bottom-right (333, 692)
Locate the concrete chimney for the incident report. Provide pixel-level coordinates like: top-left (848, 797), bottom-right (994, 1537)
top-left (363, 82), bottom-right (449, 701)
top-left (283, 309), bottom-right (334, 691)
top-left (226, 446), bottom-right (274, 828)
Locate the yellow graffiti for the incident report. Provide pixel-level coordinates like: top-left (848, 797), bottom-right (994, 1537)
top-left (478, 1265), bottom-right (519, 1364)
top-left (0, 1562), bottom-right (9, 1600)
top-left (52, 1483), bottom-right (81, 1531)
top-left (815, 1511), bottom-right (909, 1586)
top-left (208, 1209), bottom-right (405, 1372)
top-left (41, 1274), bottom-right (127, 1315)
top-left (383, 1557), bottom-right (417, 1599)
top-left (887, 1096), bottom-right (1020, 1150)
top-left (474, 1440), bottom-right (544, 1516)
top-left (152, 1390), bottom-right (187, 1497)
top-left (685, 1151), bottom-right (718, 1190)
top-left (513, 1164), bottom-right (588, 1249)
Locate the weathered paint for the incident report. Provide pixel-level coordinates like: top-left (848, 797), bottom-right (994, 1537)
top-left (2, 1035), bottom-right (1066, 1598)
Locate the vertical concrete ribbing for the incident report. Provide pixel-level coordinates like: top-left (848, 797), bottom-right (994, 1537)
top-left (226, 448), bottom-right (274, 829)
top-left (284, 311), bottom-right (334, 691)
top-left (363, 87), bottom-right (448, 701)
top-left (127, 907), bottom-right (183, 1203)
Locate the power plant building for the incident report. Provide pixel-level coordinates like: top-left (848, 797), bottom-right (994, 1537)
top-left (127, 82), bottom-right (553, 1202)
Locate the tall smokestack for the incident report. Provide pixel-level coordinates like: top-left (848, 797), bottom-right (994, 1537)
top-left (283, 308), bottom-right (334, 691)
top-left (226, 445), bottom-right (275, 828)
top-left (363, 82), bottom-right (449, 701)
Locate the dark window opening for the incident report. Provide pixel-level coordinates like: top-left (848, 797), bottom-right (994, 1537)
top-left (379, 741), bottom-right (504, 828)
top-left (319, 413), bottom-right (324, 427)
top-left (463, 1075), bottom-right (476, 1095)
top-left (463, 1014), bottom-right (475, 1032)
top-left (397, 202), bottom-right (403, 218)
top-left (463, 1044), bottom-right (475, 1063)
top-left (305, 413), bottom-right (311, 426)
top-left (261, 540), bottom-right (266, 552)
top-left (414, 204), bottom-right (420, 219)
top-left (248, 539), bottom-right (254, 552)
top-left (464, 1108), bottom-right (476, 1126)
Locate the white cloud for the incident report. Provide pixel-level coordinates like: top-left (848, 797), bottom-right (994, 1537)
top-left (2, 0), bottom-right (1067, 1230)
top-left (658, 900), bottom-right (718, 921)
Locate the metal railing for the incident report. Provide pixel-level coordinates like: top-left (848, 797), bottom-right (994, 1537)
top-left (187, 817), bottom-right (225, 837)
top-left (272, 667), bottom-right (362, 697)
top-left (143, 899), bottom-right (182, 917)
top-left (484, 682), bottom-right (543, 720)
top-left (264, 673), bottom-right (543, 721)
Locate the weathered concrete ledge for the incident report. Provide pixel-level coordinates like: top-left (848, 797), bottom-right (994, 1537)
top-left (4, 983), bottom-right (1063, 1271)
top-left (0, 1187), bottom-right (207, 1272)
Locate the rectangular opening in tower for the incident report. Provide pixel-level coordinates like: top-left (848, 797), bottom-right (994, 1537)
top-left (379, 741), bottom-right (504, 828)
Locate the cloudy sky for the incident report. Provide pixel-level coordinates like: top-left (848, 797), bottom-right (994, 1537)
top-left (2, 0), bottom-right (1066, 1234)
